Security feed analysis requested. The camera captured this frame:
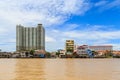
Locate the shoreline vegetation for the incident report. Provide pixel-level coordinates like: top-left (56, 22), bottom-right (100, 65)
top-left (0, 57), bottom-right (119, 58)
top-left (0, 56), bottom-right (120, 59)
top-left (1, 50), bottom-right (120, 58)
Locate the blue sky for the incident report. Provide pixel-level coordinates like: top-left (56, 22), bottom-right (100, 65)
top-left (0, 0), bottom-right (120, 52)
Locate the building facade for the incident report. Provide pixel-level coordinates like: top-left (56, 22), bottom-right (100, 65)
top-left (16, 24), bottom-right (45, 51)
top-left (65, 40), bottom-right (74, 53)
top-left (77, 45), bottom-right (88, 55)
top-left (76, 45), bottom-right (93, 57)
top-left (89, 45), bottom-right (113, 51)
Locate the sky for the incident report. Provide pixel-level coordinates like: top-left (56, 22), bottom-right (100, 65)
top-left (0, 0), bottom-right (120, 52)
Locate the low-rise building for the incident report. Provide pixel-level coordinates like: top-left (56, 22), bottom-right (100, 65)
top-left (20, 52), bottom-right (26, 58)
top-left (76, 45), bottom-right (92, 58)
top-left (34, 50), bottom-right (46, 58)
top-left (58, 49), bottom-right (66, 55)
top-left (112, 51), bottom-right (120, 57)
top-left (57, 49), bottom-right (66, 58)
top-left (89, 45), bottom-right (113, 51)
top-left (11, 52), bottom-right (20, 58)
top-left (0, 52), bottom-right (12, 58)
top-left (76, 45), bottom-right (113, 58)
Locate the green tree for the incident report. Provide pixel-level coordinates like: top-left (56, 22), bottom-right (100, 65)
top-left (30, 50), bottom-right (35, 55)
top-left (92, 51), bottom-right (98, 56)
top-left (56, 52), bottom-right (60, 57)
top-left (45, 52), bottom-right (51, 58)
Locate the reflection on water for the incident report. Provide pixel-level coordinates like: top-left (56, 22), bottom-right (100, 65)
top-left (0, 59), bottom-right (120, 80)
top-left (15, 59), bottom-right (46, 80)
top-left (0, 59), bottom-right (16, 80)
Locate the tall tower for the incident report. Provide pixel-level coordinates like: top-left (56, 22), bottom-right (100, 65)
top-left (16, 24), bottom-right (45, 51)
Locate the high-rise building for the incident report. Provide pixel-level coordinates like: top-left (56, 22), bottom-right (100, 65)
top-left (65, 40), bottom-right (74, 53)
top-left (16, 24), bottom-right (45, 51)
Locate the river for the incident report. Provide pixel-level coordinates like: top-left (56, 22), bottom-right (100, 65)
top-left (0, 59), bottom-right (120, 80)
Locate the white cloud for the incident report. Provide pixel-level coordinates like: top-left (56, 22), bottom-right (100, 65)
top-left (0, 28), bottom-right (8, 35)
top-left (95, 1), bottom-right (108, 7)
top-left (0, 0), bottom-right (91, 51)
top-left (95, 0), bottom-right (120, 11)
top-left (63, 24), bottom-right (79, 30)
top-left (107, 0), bottom-right (120, 8)
top-left (46, 36), bottom-right (56, 42)
top-left (0, 0), bottom-right (90, 26)
top-left (0, 0), bottom-right (120, 51)
top-left (63, 30), bottom-right (120, 40)
top-left (45, 24), bottom-right (120, 51)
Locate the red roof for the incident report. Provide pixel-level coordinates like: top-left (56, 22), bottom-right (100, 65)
top-left (77, 46), bottom-right (85, 49)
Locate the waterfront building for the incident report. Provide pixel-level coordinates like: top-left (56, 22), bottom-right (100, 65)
top-left (19, 52), bottom-right (26, 58)
top-left (89, 45), bottom-right (113, 51)
top-left (76, 45), bottom-right (93, 58)
top-left (77, 45), bottom-right (88, 54)
top-left (58, 49), bottom-right (66, 55)
top-left (11, 52), bottom-right (21, 58)
top-left (76, 45), bottom-right (113, 57)
top-left (65, 40), bottom-right (74, 54)
top-left (57, 49), bottom-right (66, 58)
top-left (0, 52), bottom-right (12, 58)
top-left (74, 45), bottom-right (79, 52)
top-left (113, 51), bottom-right (120, 55)
top-left (16, 24), bottom-right (45, 51)
top-left (34, 50), bottom-right (46, 58)
top-left (112, 50), bottom-right (120, 57)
